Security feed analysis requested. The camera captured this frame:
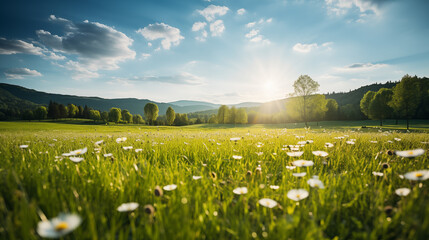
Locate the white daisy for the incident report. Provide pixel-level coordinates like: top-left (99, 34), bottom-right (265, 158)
top-left (69, 157), bottom-right (84, 163)
top-left (192, 176), bottom-right (202, 180)
top-left (135, 148), bottom-right (143, 153)
top-left (404, 170), bottom-right (429, 181)
top-left (395, 149), bottom-right (425, 158)
top-left (312, 151), bottom-right (328, 157)
top-left (233, 187), bottom-right (248, 195)
top-left (69, 147), bottom-right (87, 156)
top-left (287, 189), bottom-right (309, 201)
top-left (122, 146), bottom-right (133, 150)
top-left (286, 166), bottom-right (296, 170)
top-left (163, 184), bottom-right (177, 191)
top-left (269, 185), bottom-right (280, 190)
top-left (287, 151), bottom-right (304, 157)
top-left (307, 179), bottom-right (325, 189)
top-left (325, 143), bottom-right (334, 148)
top-left (19, 145), bottom-right (29, 149)
top-left (292, 160), bottom-right (314, 167)
top-left (292, 172), bottom-right (307, 177)
top-left (395, 188), bottom-right (411, 196)
top-left (230, 137), bottom-right (241, 141)
top-left (116, 137), bottom-right (127, 143)
top-left (346, 141), bottom-right (355, 145)
top-left (258, 198), bottom-right (278, 208)
top-left (372, 172), bottom-right (384, 177)
top-left (37, 213), bottom-right (82, 238)
top-left (117, 202), bottom-right (139, 212)
top-left (103, 153), bottom-right (113, 157)
top-left (95, 140), bottom-right (104, 145)
top-left (232, 155), bottom-right (243, 160)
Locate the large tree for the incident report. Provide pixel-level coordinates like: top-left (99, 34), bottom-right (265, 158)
top-left (108, 107), bottom-right (122, 123)
top-left (67, 104), bottom-right (79, 118)
top-left (368, 88), bottom-right (393, 126)
top-left (325, 99), bottom-right (338, 121)
top-left (33, 106), bottom-right (48, 120)
top-left (166, 107), bottom-right (175, 126)
top-left (122, 109), bottom-right (133, 123)
top-left (217, 105), bottom-right (229, 124)
top-left (133, 114), bottom-right (145, 124)
top-left (360, 91), bottom-right (376, 118)
top-left (235, 108), bottom-right (248, 124)
top-left (307, 94), bottom-right (328, 124)
top-left (389, 75), bottom-right (421, 129)
top-left (292, 75), bottom-right (320, 127)
top-left (227, 106), bottom-right (237, 124)
top-left (89, 110), bottom-right (101, 122)
top-left (144, 103), bottom-right (159, 125)
top-left (101, 111), bottom-right (109, 123)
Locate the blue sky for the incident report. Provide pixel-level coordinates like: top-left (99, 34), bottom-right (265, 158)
top-left (1, 0), bottom-right (428, 104)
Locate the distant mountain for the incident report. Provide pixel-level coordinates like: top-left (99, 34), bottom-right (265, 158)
top-left (168, 100), bottom-right (219, 108)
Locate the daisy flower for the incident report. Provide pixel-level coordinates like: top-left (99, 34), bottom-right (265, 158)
top-left (258, 198), bottom-right (278, 208)
top-left (287, 189), bottom-right (309, 201)
top-left (117, 202), bottom-right (139, 212)
top-left (293, 172), bottom-right (307, 177)
top-left (325, 143), bottom-right (334, 148)
top-left (270, 185), bottom-right (280, 190)
top-left (395, 149), bottom-right (425, 158)
top-left (69, 157), bottom-right (84, 163)
top-left (292, 160), bottom-right (314, 167)
top-left (69, 147), bottom-right (87, 156)
top-left (192, 176), bottom-right (202, 180)
top-left (232, 155), bottom-right (243, 160)
top-left (37, 213), bottom-right (82, 238)
top-left (19, 145), bottom-right (29, 149)
top-left (287, 151), bottom-right (304, 157)
top-left (404, 170), bottom-right (429, 181)
top-left (230, 137), bottom-right (241, 141)
top-left (395, 188), bottom-right (411, 196)
top-left (233, 187), bottom-right (248, 195)
top-left (307, 179), bottom-right (325, 189)
top-left (163, 184), bottom-right (177, 191)
top-left (116, 137), bottom-right (127, 143)
top-left (312, 151), bottom-right (328, 157)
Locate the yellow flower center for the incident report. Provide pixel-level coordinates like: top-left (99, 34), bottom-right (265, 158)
top-left (55, 222), bottom-right (69, 231)
top-left (415, 173), bottom-right (423, 178)
top-left (296, 194), bottom-right (300, 198)
top-left (408, 151), bottom-right (413, 155)
top-left (315, 184), bottom-right (319, 187)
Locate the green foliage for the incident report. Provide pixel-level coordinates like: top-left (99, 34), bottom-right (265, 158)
top-left (307, 94), bottom-right (328, 122)
top-left (144, 103), bottom-right (159, 125)
top-left (390, 75), bottom-right (421, 129)
top-left (122, 109), bottom-right (133, 123)
top-left (59, 104), bottom-right (68, 118)
top-left (235, 108), bottom-right (248, 124)
top-left (33, 106), bottom-right (48, 120)
top-left (67, 104), bottom-right (79, 118)
top-left (325, 99), bottom-right (338, 120)
top-left (360, 91), bottom-right (376, 117)
top-left (368, 88), bottom-right (393, 126)
top-left (108, 107), bottom-right (122, 123)
top-left (166, 107), bottom-right (176, 126)
top-left (101, 111), bottom-right (109, 123)
top-left (217, 105), bottom-right (229, 124)
top-left (173, 113), bottom-right (189, 126)
top-left (292, 75), bottom-right (320, 127)
top-left (133, 114), bottom-right (145, 124)
top-left (89, 110), bottom-right (101, 122)
top-left (227, 106), bottom-right (237, 124)
top-left (208, 114), bottom-right (218, 124)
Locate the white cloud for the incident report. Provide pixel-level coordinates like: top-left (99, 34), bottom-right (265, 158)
top-left (4, 68), bottom-right (42, 79)
top-left (237, 8), bottom-right (246, 15)
top-left (0, 38), bottom-right (44, 56)
top-left (196, 30), bottom-right (208, 42)
top-left (246, 22), bottom-right (256, 28)
top-left (124, 72), bottom-right (205, 85)
top-left (245, 29), bottom-right (259, 38)
top-left (335, 62), bottom-right (388, 72)
top-left (266, 18), bottom-right (273, 23)
top-left (137, 22), bottom-right (184, 50)
top-left (192, 22), bottom-right (207, 31)
top-left (141, 53), bottom-right (151, 59)
top-left (198, 5), bottom-right (229, 22)
top-left (210, 20), bottom-right (225, 36)
top-left (292, 42), bottom-right (333, 53)
top-left (325, 0), bottom-right (380, 16)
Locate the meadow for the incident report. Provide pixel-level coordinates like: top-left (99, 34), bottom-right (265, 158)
top-left (1, 121), bottom-right (428, 239)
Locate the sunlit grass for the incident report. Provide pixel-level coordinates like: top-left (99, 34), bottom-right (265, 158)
top-left (0, 121), bottom-right (428, 239)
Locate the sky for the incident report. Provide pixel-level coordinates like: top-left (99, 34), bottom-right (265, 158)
top-left (0, 0), bottom-right (429, 104)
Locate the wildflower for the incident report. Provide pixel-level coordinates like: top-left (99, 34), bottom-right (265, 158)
top-left (117, 202), bottom-right (139, 212)
top-left (122, 146), bottom-right (133, 150)
top-left (37, 213), bottom-right (82, 238)
top-left (404, 170), bottom-right (429, 181)
top-left (270, 185), bottom-right (280, 190)
top-left (116, 137), bottom-right (127, 143)
top-left (233, 187), bottom-right (248, 195)
top-left (292, 160), bottom-right (314, 167)
top-left (286, 166), bottom-right (296, 170)
top-left (394, 138), bottom-right (401, 141)
top-left (287, 189), bottom-right (309, 201)
top-left (293, 172), bottom-right (307, 177)
top-left (163, 184), bottom-right (177, 191)
top-left (135, 148), bottom-right (143, 153)
top-left (230, 137), bottom-right (241, 141)
top-left (386, 150), bottom-right (395, 156)
top-left (154, 186), bottom-right (163, 197)
top-left (69, 147), bottom-right (87, 156)
top-left (312, 151), bottom-right (328, 157)
top-left (307, 179), bottom-right (325, 189)
top-left (346, 141), bottom-right (355, 145)
top-left (287, 151), bottom-right (304, 157)
top-left (144, 204), bottom-right (155, 215)
top-left (103, 153), bottom-right (113, 157)
top-left (297, 141), bottom-right (307, 145)
top-left (19, 145), bottom-right (29, 149)
top-left (325, 143), bottom-right (334, 148)
top-left (95, 140), bottom-right (103, 145)
top-left (395, 188), bottom-right (411, 196)
top-left (232, 155), bottom-right (243, 160)
top-left (370, 141), bottom-right (378, 143)
top-left (258, 198), bottom-right (278, 208)
top-left (69, 157), bottom-right (84, 163)
top-left (395, 149), bottom-right (425, 158)
top-left (372, 172), bottom-right (384, 177)
top-left (192, 176), bottom-right (202, 180)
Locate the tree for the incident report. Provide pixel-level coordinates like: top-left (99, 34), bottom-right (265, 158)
top-left (217, 105), bottom-right (229, 124)
top-left (389, 75), bottom-right (421, 129)
top-left (122, 109), bottom-right (133, 123)
top-left (89, 110), bottom-right (101, 122)
top-left (108, 107), bottom-right (122, 123)
top-left (78, 105), bottom-right (84, 118)
top-left (67, 104), bottom-right (79, 118)
top-left (325, 99), bottom-right (338, 121)
top-left (174, 113), bottom-right (189, 126)
top-left (22, 110), bottom-right (34, 121)
top-left (292, 75), bottom-right (320, 127)
top-left (101, 111), bottom-right (109, 123)
top-left (166, 107), bottom-right (175, 125)
top-left (307, 94), bottom-right (328, 124)
top-left (208, 114), bottom-right (218, 124)
top-left (144, 103), bottom-right (159, 125)
top-left (83, 105), bottom-right (91, 119)
top-left (33, 106), bottom-right (48, 120)
top-left (368, 88), bottom-right (393, 126)
top-left (360, 91), bottom-right (376, 118)
top-left (48, 101), bottom-right (60, 119)
top-left (58, 104), bottom-right (68, 119)
top-left (133, 114), bottom-right (145, 124)
top-left (235, 108), bottom-right (248, 124)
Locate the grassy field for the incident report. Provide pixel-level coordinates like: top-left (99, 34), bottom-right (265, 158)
top-left (1, 121), bottom-right (429, 239)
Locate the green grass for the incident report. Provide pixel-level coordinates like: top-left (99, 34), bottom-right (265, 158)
top-left (1, 121), bottom-right (428, 239)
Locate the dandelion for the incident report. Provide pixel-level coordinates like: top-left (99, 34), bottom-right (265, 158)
top-left (117, 202), bottom-right (139, 212)
top-left (192, 176), bottom-right (202, 180)
top-left (395, 149), bottom-right (425, 158)
top-left (287, 151), bottom-right (304, 157)
top-left (270, 185), bottom-right (280, 190)
top-left (69, 157), bottom-right (84, 163)
top-left (163, 184), bottom-right (177, 191)
top-left (395, 188), bottom-right (411, 196)
top-left (233, 187), bottom-right (248, 195)
top-left (293, 172), bottom-right (307, 177)
top-left (116, 137), bottom-right (127, 143)
top-left (19, 145), bottom-right (29, 149)
top-left (232, 155), bottom-right (243, 160)
top-left (312, 151), bottom-right (328, 157)
top-left (287, 189), bottom-right (309, 201)
top-left (372, 171), bottom-right (384, 177)
top-left (307, 179), bottom-right (325, 189)
top-left (404, 170), bottom-right (429, 181)
top-left (37, 213), bottom-right (82, 238)
top-left (292, 160), bottom-right (314, 167)
top-left (258, 198), bottom-right (278, 208)
top-left (325, 143), bottom-right (334, 148)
